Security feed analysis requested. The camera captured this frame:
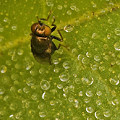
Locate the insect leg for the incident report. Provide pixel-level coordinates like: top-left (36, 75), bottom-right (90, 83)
top-left (36, 11), bottom-right (52, 25)
top-left (57, 29), bottom-right (63, 41)
top-left (51, 16), bottom-right (56, 32)
top-left (51, 35), bottom-right (62, 41)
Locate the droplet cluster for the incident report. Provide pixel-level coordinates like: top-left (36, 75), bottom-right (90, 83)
top-left (0, 0), bottom-right (120, 119)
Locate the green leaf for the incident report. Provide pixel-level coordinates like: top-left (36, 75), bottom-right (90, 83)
top-left (0, 0), bottom-right (120, 119)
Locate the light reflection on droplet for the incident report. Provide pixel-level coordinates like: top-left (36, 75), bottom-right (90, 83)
top-left (1, 65), bottom-right (7, 73)
top-left (40, 80), bottom-right (50, 90)
top-left (57, 5), bottom-right (63, 10)
top-left (63, 61), bottom-right (70, 69)
top-left (11, 25), bottom-right (17, 30)
top-left (59, 72), bottom-right (70, 82)
top-left (115, 28), bottom-right (120, 36)
top-left (39, 111), bottom-right (46, 117)
top-left (114, 41), bottom-right (120, 51)
top-left (82, 77), bottom-right (94, 85)
top-left (109, 78), bottom-right (119, 85)
top-left (64, 25), bottom-right (73, 32)
top-left (86, 106), bottom-right (94, 113)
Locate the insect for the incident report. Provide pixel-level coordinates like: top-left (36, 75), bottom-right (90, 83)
top-left (30, 11), bottom-right (64, 64)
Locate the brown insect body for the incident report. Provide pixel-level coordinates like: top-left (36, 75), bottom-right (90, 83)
top-left (30, 12), bottom-right (63, 64)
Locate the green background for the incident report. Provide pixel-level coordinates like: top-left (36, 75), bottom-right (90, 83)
top-left (0, 0), bottom-right (120, 119)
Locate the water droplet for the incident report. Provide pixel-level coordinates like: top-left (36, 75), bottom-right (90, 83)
top-left (46, 0), bottom-right (54, 7)
top-left (63, 61), bottom-right (70, 69)
top-left (53, 59), bottom-right (59, 64)
top-left (0, 88), bottom-right (5, 95)
top-left (94, 55), bottom-right (101, 62)
top-left (82, 57), bottom-right (89, 64)
top-left (54, 67), bottom-right (60, 73)
top-left (0, 25), bottom-right (4, 32)
top-left (86, 106), bottom-right (94, 113)
top-left (92, 33), bottom-right (98, 39)
top-left (59, 72), bottom-right (70, 82)
top-left (31, 93), bottom-right (38, 100)
top-left (57, 5), bottom-right (62, 10)
top-left (67, 10), bottom-right (72, 15)
top-left (96, 91), bottom-right (102, 96)
top-left (57, 84), bottom-right (63, 89)
top-left (86, 90), bottom-right (93, 97)
top-left (70, 5), bottom-right (76, 10)
top-left (82, 77), bottom-right (94, 85)
top-left (40, 80), bottom-right (50, 90)
top-left (109, 78), bottom-right (119, 85)
top-left (86, 52), bottom-right (92, 58)
top-left (95, 110), bottom-right (104, 119)
top-left (1, 65), bottom-right (7, 73)
top-left (17, 49), bottom-right (24, 55)
top-left (0, 36), bottom-right (4, 42)
top-left (115, 28), bottom-right (120, 36)
top-left (103, 109), bottom-right (111, 117)
top-left (112, 98), bottom-right (119, 105)
top-left (11, 25), bottom-right (17, 30)
top-left (114, 41), bottom-right (120, 51)
top-left (75, 78), bottom-right (82, 84)
top-left (64, 25), bottom-right (73, 32)
top-left (99, 66), bottom-right (105, 72)
top-left (3, 17), bottom-right (10, 23)
top-left (39, 111), bottom-right (46, 117)
top-left (78, 91), bottom-right (83, 96)
top-left (26, 62), bottom-right (34, 70)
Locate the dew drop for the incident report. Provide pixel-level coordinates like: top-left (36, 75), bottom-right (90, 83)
top-left (109, 78), bottom-right (119, 85)
top-left (86, 90), bottom-right (93, 97)
top-left (57, 5), bottom-right (63, 10)
top-left (17, 49), bottom-right (24, 55)
top-left (63, 61), bottom-right (70, 69)
top-left (94, 55), bottom-right (101, 62)
top-left (67, 10), bottom-right (72, 15)
top-left (1, 65), bottom-right (7, 73)
top-left (39, 111), bottom-right (46, 117)
top-left (114, 28), bottom-right (120, 36)
top-left (86, 106), bottom-right (94, 113)
top-left (82, 77), bottom-right (94, 85)
top-left (64, 25), bottom-right (73, 32)
top-left (46, 0), bottom-right (54, 7)
top-left (57, 84), bottom-right (63, 89)
top-left (59, 72), bottom-right (70, 82)
top-left (11, 25), bottom-right (17, 30)
top-left (70, 5), bottom-right (76, 10)
top-left (78, 91), bottom-right (83, 96)
top-left (0, 25), bottom-right (4, 32)
top-left (40, 80), bottom-right (50, 90)
top-left (95, 110), bottom-right (104, 119)
top-left (103, 109), bottom-right (111, 117)
top-left (96, 91), bottom-right (102, 96)
top-left (114, 41), bottom-right (120, 51)
top-left (112, 98), bottom-right (119, 105)
top-left (0, 88), bottom-right (5, 95)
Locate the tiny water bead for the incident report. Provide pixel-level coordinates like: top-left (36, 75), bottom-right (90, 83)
top-left (11, 25), bottom-right (17, 30)
top-left (94, 55), bottom-right (101, 62)
top-left (57, 5), bottom-right (63, 10)
top-left (0, 24), bottom-right (4, 32)
top-left (109, 78), bottom-right (119, 85)
top-left (86, 90), bottom-right (94, 97)
top-left (114, 28), bottom-right (120, 36)
top-left (67, 10), bottom-right (72, 15)
top-left (39, 111), bottom-right (46, 118)
top-left (64, 25), bottom-right (73, 32)
top-left (59, 71), bottom-right (70, 82)
top-left (114, 41), bottom-right (120, 51)
top-left (63, 61), bottom-right (70, 69)
top-left (86, 106), bottom-right (94, 113)
top-left (40, 80), bottom-right (50, 90)
top-left (82, 77), bottom-right (94, 85)
top-left (0, 65), bottom-right (7, 73)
